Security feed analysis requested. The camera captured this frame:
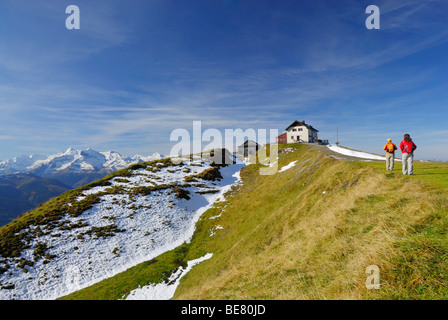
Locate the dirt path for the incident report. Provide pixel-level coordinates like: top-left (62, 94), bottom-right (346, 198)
top-left (306, 144), bottom-right (384, 162)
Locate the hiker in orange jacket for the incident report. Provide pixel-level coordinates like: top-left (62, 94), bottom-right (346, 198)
top-left (400, 133), bottom-right (417, 175)
top-left (383, 138), bottom-right (397, 171)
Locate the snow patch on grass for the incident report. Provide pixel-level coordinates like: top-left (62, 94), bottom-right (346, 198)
top-left (327, 145), bottom-right (386, 161)
top-left (278, 160), bottom-right (298, 172)
top-left (124, 253), bottom-right (213, 300)
top-left (0, 157), bottom-right (244, 300)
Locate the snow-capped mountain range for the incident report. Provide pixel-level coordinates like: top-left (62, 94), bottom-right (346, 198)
top-left (0, 148), bottom-right (164, 176)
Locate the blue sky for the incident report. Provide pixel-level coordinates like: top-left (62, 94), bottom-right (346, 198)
top-left (0, 0), bottom-right (447, 160)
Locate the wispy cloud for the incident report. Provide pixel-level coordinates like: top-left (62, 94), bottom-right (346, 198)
top-left (0, 0), bottom-right (134, 76)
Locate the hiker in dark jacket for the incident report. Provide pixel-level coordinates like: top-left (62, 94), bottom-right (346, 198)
top-left (399, 134), bottom-right (417, 175)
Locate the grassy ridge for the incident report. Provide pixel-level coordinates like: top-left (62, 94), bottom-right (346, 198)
top-left (172, 144), bottom-right (448, 299)
top-left (54, 145), bottom-right (448, 299)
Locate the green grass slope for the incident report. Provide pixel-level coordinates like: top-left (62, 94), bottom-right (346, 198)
top-left (171, 144), bottom-right (448, 299)
top-left (60, 144), bottom-right (448, 300)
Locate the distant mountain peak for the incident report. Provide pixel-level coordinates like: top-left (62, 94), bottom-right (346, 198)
top-left (0, 148), bottom-right (164, 175)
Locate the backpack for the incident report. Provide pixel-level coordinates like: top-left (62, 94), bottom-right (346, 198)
top-left (387, 143), bottom-right (395, 153)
